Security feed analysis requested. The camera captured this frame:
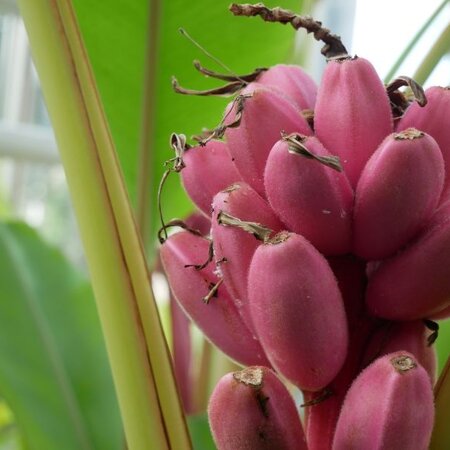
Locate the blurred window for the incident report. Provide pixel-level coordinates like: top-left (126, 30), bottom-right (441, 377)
top-left (0, 4), bottom-right (83, 265)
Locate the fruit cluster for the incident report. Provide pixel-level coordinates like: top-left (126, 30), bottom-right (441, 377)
top-left (159, 5), bottom-right (449, 449)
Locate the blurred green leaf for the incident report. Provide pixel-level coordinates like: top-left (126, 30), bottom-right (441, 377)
top-left (188, 414), bottom-right (216, 450)
top-left (72, 0), bottom-right (303, 245)
top-left (0, 222), bottom-right (121, 450)
top-left (413, 22), bottom-right (450, 85)
top-left (436, 318), bottom-right (450, 374)
top-left (384, 0), bottom-right (448, 83)
top-left (0, 426), bottom-right (21, 450)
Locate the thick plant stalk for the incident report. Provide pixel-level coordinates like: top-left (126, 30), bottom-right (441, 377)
top-left (431, 356), bottom-right (450, 449)
top-left (17, 1), bottom-right (190, 449)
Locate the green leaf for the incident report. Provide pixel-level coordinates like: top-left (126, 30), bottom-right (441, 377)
top-left (436, 318), bottom-right (450, 374)
top-left (384, 0), bottom-right (448, 83)
top-left (72, 0), bottom-right (303, 244)
top-left (0, 222), bottom-right (121, 450)
top-left (413, 23), bottom-right (450, 85)
top-left (188, 414), bottom-right (216, 450)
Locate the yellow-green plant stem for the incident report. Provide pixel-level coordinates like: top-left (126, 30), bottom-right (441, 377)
top-left (192, 342), bottom-right (241, 414)
top-left (17, 1), bottom-right (191, 449)
top-left (430, 356), bottom-right (450, 449)
top-left (413, 23), bottom-right (450, 85)
top-left (193, 339), bottom-right (213, 413)
top-left (384, 0), bottom-right (448, 83)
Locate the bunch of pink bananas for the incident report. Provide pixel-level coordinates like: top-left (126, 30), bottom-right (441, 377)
top-left (159, 5), bottom-right (449, 449)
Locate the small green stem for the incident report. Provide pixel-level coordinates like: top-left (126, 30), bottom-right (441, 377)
top-left (413, 23), bottom-right (450, 85)
top-left (384, 0), bottom-right (448, 82)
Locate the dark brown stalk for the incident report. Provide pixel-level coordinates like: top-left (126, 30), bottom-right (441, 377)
top-left (172, 77), bottom-right (245, 96)
top-left (202, 279), bottom-right (224, 304)
top-left (157, 218), bottom-right (204, 244)
top-left (197, 94), bottom-right (251, 145)
top-left (157, 133), bottom-right (189, 241)
top-left (184, 241), bottom-right (214, 270)
top-left (229, 3), bottom-right (348, 59)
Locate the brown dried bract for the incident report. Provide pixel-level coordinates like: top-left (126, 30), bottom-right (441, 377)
top-left (233, 366), bottom-right (264, 388)
top-left (217, 210), bottom-right (273, 242)
top-left (172, 76), bottom-right (245, 97)
top-left (386, 76), bottom-right (427, 120)
top-left (391, 355), bottom-right (417, 373)
top-left (394, 128), bottom-right (424, 141)
top-left (198, 94), bottom-right (252, 145)
top-left (282, 132), bottom-right (343, 172)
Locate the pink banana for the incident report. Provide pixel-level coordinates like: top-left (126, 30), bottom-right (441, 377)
top-left (160, 230), bottom-right (269, 366)
top-left (264, 136), bottom-right (353, 255)
top-left (180, 140), bottom-right (241, 216)
top-left (211, 182), bottom-right (283, 331)
top-left (353, 129), bottom-right (444, 260)
top-left (257, 63), bottom-right (317, 109)
top-left (362, 320), bottom-right (437, 383)
top-left (184, 210), bottom-right (211, 236)
top-left (314, 56), bottom-right (393, 187)
top-left (224, 83), bottom-right (312, 196)
top-left (333, 352), bottom-right (434, 450)
top-left (247, 232), bottom-right (348, 391)
top-left (208, 366), bottom-right (307, 450)
top-left (366, 201), bottom-right (450, 319)
top-left (169, 294), bottom-right (194, 414)
top-left (398, 86), bottom-right (450, 194)
top-left (304, 255), bottom-right (376, 450)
